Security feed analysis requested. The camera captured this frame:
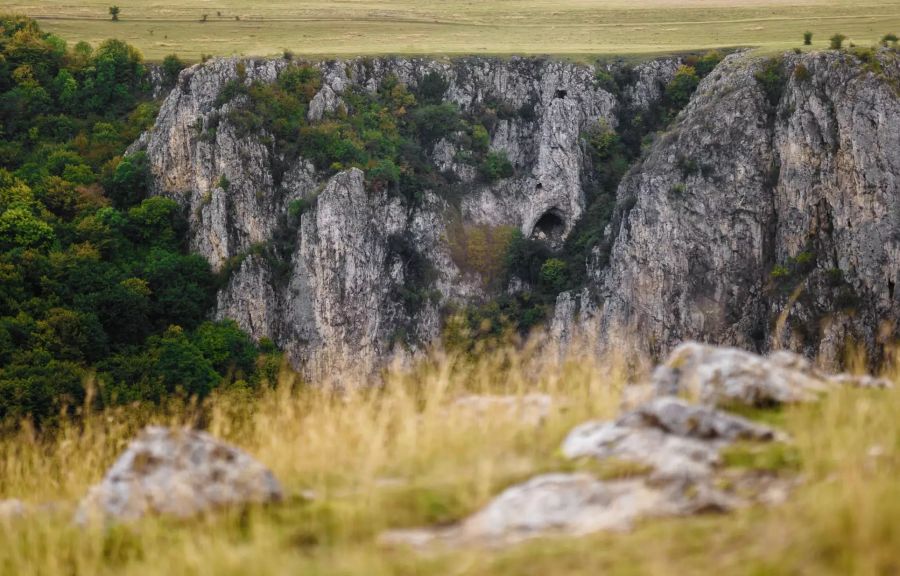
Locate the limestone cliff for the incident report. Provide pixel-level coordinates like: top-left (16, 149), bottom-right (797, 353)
top-left (591, 50), bottom-right (900, 367)
top-left (134, 50), bottom-right (900, 377)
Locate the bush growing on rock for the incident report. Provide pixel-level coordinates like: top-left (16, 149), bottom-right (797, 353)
top-left (479, 150), bottom-right (514, 182)
top-left (417, 70), bottom-right (450, 105)
top-left (665, 65), bottom-right (700, 109)
top-left (161, 53), bottom-right (186, 87)
top-left (539, 258), bottom-right (568, 292)
top-left (830, 33), bottom-right (847, 49)
top-left (754, 57), bottom-right (787, 107)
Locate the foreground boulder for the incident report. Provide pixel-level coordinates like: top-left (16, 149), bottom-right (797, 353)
top-left (76, 427), bottom-right (282, 524)
top-left (384, 343), bottom-right (896, 548)
top-left (563, 396), bottom-right (781, 479)
top-left (385, 394), bottom-right (780, 548)
top-left (652, 342), bottom-right (892, 407)
top-left (382, 473), bottom-right (732, 547)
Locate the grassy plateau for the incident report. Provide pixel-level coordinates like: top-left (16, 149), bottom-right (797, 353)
top-left (4, 0), bottom-right (900, 60)
top-left (0, 341), bottom-right (899, 575)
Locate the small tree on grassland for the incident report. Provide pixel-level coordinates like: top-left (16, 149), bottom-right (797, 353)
top-left (830, 33), bottom-right (847, 49)
top-left (109, 6), bottom-right (120, 21)
top-left (803, 31), bottom-right (813, 45)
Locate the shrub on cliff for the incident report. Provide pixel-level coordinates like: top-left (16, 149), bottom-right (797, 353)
top-left (479, 150), bottom-right (514, 182)
top-left (665, 65), bottom-right (700, 110)
top-left (754, 57), bottom-right (787, 107)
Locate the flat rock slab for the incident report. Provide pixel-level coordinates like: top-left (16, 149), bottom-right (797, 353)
top-left (76, 426), bottom-right (282, 524)
top-left (652, 342), bottom-right (892, 407)
top-left (563, 396), bottom-right (781, 479)
top-left (382, 473), bottom-right (734, 548)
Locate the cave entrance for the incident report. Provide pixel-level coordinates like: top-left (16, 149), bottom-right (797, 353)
top-left (531, 209), bottom-right (566, 248)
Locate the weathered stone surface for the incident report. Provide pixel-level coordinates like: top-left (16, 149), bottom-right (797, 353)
top-left (594, 50), bottom-right (900, 366)
top-left (385, 375), bottom-right (793, 548)
top-left (138, 56), bottom-right (635, 380)
top-left (651, 342), bottom-right (893, 407)
top-left (562, 395), bottom-right (780, 478)
top-left (382, 472), bottom-right (733, 547)
top-left (139, 51), bottom-right (899, 379)
top-left (76, 427), bottom-right (282, 523)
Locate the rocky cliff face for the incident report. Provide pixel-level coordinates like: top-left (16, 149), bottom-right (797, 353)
top-left (135, 50), bottom-right (899, 378)
top-left (140, 56), bottom-right (638, 379)
top-left (591, 50), bottom-right (900, 368)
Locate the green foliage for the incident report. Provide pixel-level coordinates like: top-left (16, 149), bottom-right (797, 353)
top-left (471, 124), bottom-right (490, 152)
top-left (722, 442), bottom-right (801, 471)
top-left (105, 151), bottom-right (149, 208)
top-left (505, 230), bottom-right (552, 286)
top-left (109, 6), bottom-right (120, 21)
top-left (479, 150), bottom-right (514, 182)
top-left (442, 292), bottom-right (548, 355)
top-left (754, 57), bottom-right (787, 108)
top-left (594, 69), bottom-right (619, 94)
top-left (287, 197), bottom-right (314, 218)
top-left (0, 205), bottom-right (55, 250)
top-left (583, 119), bottom-right (629, 194)
top-left (539, 258), bottom-right (568, 292)
top-left (770, 264), bottom-right (790, 279)
top-left (804, 31), bottom-right (813, 45)
top-left (387, 233), bottom-right (438, 322)
top-left (161, 54), bottom-right (186, 87)
top-left (191, 320), bottom-right (259, 377)
top-left (692, 50), bottom-right (723, 77)
top-left (408, 103), bottom-right (461, 147)
top-left (882, 33), bottom-right (899, 46)
top-left (0, 18), bottom-right (275, 425)
top-left (852, 47), bottom-right (883, 74)
top-left (417, 70), bottom-right (450, 105)
top-left (665, 65), bottom-right (699, 110)
top-left (830, 33), bottom-right (847, 49)
top-left (794, 63), bottom-right (811, 82)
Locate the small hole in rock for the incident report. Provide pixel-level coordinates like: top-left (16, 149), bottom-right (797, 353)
top-left (554, 89), bottom-right (567, 99)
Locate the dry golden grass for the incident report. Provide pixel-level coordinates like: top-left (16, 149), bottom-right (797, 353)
top-left (5, 0), bottom-right (900, 60)
top-left (0, 340), bottom-right (898, 575)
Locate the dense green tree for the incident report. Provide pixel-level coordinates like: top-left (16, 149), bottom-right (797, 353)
top-left (191, 320), bottom-right (259, 377)
top-left (0, 18), bottom-right (275, 425)
top-left (161, 54), bottom-right (186, 87)
top-left (665, 65), bottom-right (700, 109)
top-left (150, 326), bottom-right (220, 399)
top-left (0, 206), bottom-right (54, 250)
top-left (105, 151), bottom-right (149, 208)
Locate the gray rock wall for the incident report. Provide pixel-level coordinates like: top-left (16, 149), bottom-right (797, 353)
top-left (594, 50), bottom-right (900, 367)
top-left (136, 50), bottom-right (899, 378)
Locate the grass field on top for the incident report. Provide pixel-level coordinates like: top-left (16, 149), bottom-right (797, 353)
top-left (4, 0), bottom-right (900, 60)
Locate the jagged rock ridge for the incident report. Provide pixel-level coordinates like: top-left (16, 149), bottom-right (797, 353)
top-left (586, 50), bottom-right (900, 368)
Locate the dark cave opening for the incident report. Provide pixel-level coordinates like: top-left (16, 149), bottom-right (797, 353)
top-left (531, 209), bottom-right (566, 247)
